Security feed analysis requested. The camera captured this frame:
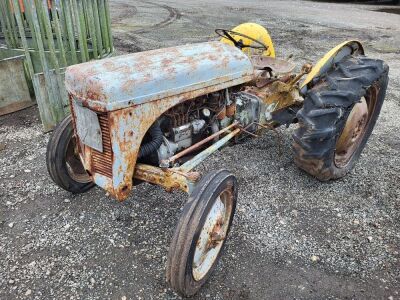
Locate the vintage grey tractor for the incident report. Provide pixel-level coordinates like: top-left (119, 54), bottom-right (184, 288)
top-left (46, 23), bottom-right (389, 296)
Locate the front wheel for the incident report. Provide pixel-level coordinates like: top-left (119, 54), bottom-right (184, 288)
top-left (46, 115), bottom-right (94, 193)
top-left (293, 55), bottom-right (389, 180)
top-left (166, 169), bottom-right (238, 297)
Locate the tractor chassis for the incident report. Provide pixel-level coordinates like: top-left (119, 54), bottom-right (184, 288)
top-left (134, 121), bottom-right (279, 195)
top-left (132, 65), bottom-right (312, 195)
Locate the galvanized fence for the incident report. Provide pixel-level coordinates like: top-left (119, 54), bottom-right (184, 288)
top-left (0, 0), bottom-right (113, 131)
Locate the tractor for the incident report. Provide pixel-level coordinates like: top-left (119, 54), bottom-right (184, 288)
top-left (46, 23), bottom-right (389, 297)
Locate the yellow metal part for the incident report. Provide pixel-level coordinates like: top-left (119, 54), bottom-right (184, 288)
top-left (265, 81), bottom-right (301, 107)
top-left (244, 63), bottom-right (312, 112)
top-left (220, 23), bottom-right (276, 58)
top-left (134, 163), bottom-right (199, 193)
top-left (245, 80), bottom-right (301, 118)
top-left (301, 40), bottom-right (364, 89)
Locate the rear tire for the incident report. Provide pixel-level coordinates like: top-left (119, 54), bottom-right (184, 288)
top-left (46, 115), bottom-right (94, 193)
top-left (166, 169), bottom-right (237, 297)
top-left (293, 55), bottom-right (389, 181)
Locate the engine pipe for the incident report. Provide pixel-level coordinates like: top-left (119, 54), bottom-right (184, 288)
top-left (160, 121), bottom-right (239, 167)
top-left (138, 122), bottom-right (163, 159)
top-left (179, 127), bottom-right (241, 172)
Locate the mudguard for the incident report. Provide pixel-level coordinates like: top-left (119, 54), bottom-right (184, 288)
top-left (300, 40), bottom-right (364, 94)
top-left (220, 23), bottom-right (276, 58)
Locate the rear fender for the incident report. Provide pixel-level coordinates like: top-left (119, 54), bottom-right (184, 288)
top-left (300, 40), bottom-right (364, 94)
top-left (220, 23), bottom-right (276, 58)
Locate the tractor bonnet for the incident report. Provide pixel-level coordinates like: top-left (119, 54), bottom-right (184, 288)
top-left (65, 41), bottom-right (254, 112)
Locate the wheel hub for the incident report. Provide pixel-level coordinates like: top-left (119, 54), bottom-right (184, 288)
top-left (192, 190), bottom-right (232, 281)
top-left (65, 136), bottom-right (91, 183)
top-left (335, 97), bottom-right (369, 168)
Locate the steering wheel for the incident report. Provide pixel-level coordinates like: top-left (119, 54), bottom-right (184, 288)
top-left (215, 29), bottom-right (268, 51)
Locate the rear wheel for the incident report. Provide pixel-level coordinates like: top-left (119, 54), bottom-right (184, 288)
top-left (46, 115), bottom-right (94, 193)
top-left (166, 169), bottom-right (237, 297)
top-left (293, 55), bottom-right (389, 180)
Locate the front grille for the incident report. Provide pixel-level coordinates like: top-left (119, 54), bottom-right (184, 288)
top-left (91, 114), bottom-right (113, 178)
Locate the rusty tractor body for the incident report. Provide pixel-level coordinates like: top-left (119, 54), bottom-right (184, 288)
top-left (65, 41), bottom-right (253, 200)
top-left (47, 24), bottom-right (389, 297)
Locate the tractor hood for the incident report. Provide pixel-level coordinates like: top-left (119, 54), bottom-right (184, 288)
top-left (65, 41), bottom-right (254, 112)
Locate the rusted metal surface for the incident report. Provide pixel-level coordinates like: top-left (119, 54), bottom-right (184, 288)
top-left (87, 107), bottom-right (240, 200)
top-left (70, 81), bottom-right (241, 200)
top-left (67, 42), bottom-right (257, 200)
top-left (133, 163), bottom-right (198, 193)
top-left (335, 84), bottom-right (378, 168)
top-left (91, 113), bottom-right (113, 178)
top-left (65, 41), bottom-right (254, 112)
top-left (226, 103), bottom-right (236, 117)
top-left (192, 186), bottom-right (233, 281)
top-left (250, 55), bottom-right (295, 74)
top-left (244, 63), bottom-right (312, 124)
top-left (216, 106), bottom-right (227, 120)
top-left (162, 122), bottom-right (239, 167)
top-left (238, 124), bottom-right (259, 138)
top-left (65, 135), bottom-right (92, 183)
top-left (288, 63), bottom-right (312, 88)
top-left (65, 42), bottom-right (318, 201)
top-left (180, 128), bottom-right (241, 172)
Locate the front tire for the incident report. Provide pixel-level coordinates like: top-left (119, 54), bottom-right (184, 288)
top-left (166, 169), bottom-right (238, 297)
top-left (46, 115), bottom-right (94, 193)
top-left (293, 55), bottom-right (389, 181)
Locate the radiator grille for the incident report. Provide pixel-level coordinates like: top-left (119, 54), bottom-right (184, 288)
top-left (91, 114), bottom-right (113, 178)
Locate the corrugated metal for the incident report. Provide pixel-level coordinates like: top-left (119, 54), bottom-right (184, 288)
top-left (65, 41), bottom-right (254, 112)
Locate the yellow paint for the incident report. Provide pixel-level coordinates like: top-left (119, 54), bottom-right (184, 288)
top-left (220, 23), bottom-right (275, 58)
top-left (301, 40), bottom-right (364, 89)
top-left (134, 163), bottom-right (190, 193)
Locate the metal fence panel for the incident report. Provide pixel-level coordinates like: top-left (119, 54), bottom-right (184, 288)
top-left (0, 0), bottom-right (113, 131)
top-left (0, 51), bottom-right (34, 116)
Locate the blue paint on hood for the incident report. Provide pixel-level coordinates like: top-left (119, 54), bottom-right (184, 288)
top-left (65, 41), bottom-right (254, 111)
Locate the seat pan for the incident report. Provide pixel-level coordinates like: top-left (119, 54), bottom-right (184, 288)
top-left (251, 55), bottom-right (295, 74)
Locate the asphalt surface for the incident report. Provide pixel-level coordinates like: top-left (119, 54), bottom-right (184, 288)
top-left (1, 0), bottom-right (399, 299)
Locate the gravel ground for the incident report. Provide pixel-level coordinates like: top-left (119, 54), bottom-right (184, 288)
top-left (1, 0), bottom-right (399, 299)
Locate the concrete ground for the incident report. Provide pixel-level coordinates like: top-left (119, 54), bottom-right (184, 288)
top-left (1, 0), bottom-right (400, 299)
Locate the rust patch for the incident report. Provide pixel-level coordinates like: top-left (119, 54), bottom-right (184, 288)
top-left (134, 164), bottom-right (195, 193)
top-left (91, 113), bottom-right (113, 178)
top-left (226, 103), bottom-right (236, 117)
top-left (103, 60), bottom-right (117, 71)
top-left (79, 75), bottom-right (252, 201)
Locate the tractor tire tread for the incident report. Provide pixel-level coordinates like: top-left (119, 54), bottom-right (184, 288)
top-left (166, 169), bottom-right (237, 297)
top-left (293, 55), bottom-right (389, 181)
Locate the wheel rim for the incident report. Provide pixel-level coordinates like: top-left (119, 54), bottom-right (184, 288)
top-left (65, 135), bottom-right (91, 183)
top-left (335, 85), bottom-right (379, 168)
top-left (192, 188), bottom-right (233, 281)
